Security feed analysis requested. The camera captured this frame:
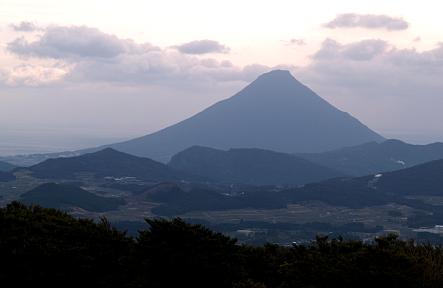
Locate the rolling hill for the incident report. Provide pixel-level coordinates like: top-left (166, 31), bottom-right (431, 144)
top-left (153, 158), bottom-right (443, 215)
top-left (169, 146), bottom-right (344, 186)
top-left (20, 183), bottom-right (125, 212)
top-left (24, 148), bottom-right (187, 182)
top-left (288, 158), bottom-right (443, 208)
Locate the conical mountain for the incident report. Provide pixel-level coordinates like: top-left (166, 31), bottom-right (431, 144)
top-left (109, 70), bottom-right (384, 162)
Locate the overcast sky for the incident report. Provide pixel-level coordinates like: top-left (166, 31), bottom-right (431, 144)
top-left (1, 0), bottom-right (443, 155)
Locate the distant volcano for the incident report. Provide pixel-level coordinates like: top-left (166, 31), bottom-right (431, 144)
top-left (107, 70), bottom-right (384, 162)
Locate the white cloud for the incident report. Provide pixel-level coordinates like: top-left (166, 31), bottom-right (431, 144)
top-left (0, 63), bottom-right (70, 86)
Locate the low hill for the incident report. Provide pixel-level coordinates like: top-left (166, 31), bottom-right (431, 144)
top-left (25, 148), bottom-right (187, 182)
top-left (288, 158), bottom-right (443, 208)
top-left (20, 183), bottom-right (124, 212)
top-left (297, 139), bottom-right (443, 176)
top-left (169, 146), bottom-right (343, 186)
top-left (144, 158), bottom-right (443, 221)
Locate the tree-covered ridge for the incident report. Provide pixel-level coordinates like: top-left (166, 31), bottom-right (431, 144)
top-left (168, 146), bottom-right (343, 186)
top-left (20, 182), bottom-right (125, 212)
top-left (23, 148), bottom-right (188, 181)
top-left (2, 202), bottom-right (443, 287)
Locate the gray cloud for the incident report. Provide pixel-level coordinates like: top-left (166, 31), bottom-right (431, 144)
top-left (298, 39), bottom-right (443, 136)
top-left (10, 21), bottom-right (40, 32)
top-left (5, 25), bottom-right (269, 86)
top-left (325, 13), bottom-right (409, 30)
top-left (283, 38), bottom-right (306, 46)
top-left (304, 38), bottom-right (443, 90)
top-left (313, 39), bottom-right (389, 61)
top-left (174, 39), bottom-right (230, 54)
top-left (66, 52), bottom-right (269, 85)
top-left (7, 26), bottom-right (144, 59)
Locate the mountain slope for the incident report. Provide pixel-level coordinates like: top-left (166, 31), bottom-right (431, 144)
top-left (0, 161), bottom-right (16, 172)
top-left (20, 183), bottom-right (124, 211)
top-left (169, 146), bottom-right (344, 186)
top-left (297, 139), bottom-right (443, 176)
top-left (24, 148), bottom-right (186, 182)
top-left (105, 70), bottom-right (384, 162)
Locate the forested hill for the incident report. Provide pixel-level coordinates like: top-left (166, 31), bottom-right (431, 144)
top-left (169, 146), bottom-right (343, 185)
top-left (22, 148), bottom-right (188, 182)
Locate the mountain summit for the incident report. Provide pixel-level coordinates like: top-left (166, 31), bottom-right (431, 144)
top-left (108, 70), bottom-right (384, 162)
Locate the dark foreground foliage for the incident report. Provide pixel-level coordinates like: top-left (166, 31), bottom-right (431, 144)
top-left (2, 202), bottom-right (443, 287)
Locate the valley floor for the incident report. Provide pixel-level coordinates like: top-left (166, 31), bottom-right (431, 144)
top-left (2, 171), bottom-right (443, 244)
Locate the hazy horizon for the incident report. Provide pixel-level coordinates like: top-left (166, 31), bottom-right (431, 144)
top-left (2, 89), bottom-right (443, 156)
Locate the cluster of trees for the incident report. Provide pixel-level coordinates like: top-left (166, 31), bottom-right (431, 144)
top-left (2, 202), bottom-right (443, 287)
